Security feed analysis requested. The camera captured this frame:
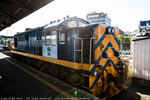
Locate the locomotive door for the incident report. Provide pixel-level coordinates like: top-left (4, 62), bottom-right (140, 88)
top-left (43, 29), bottom-right (57, 59)
top-left (58, 26), bottom-right (67, 60)
top-left (65, 29), bottom-right (79, 61)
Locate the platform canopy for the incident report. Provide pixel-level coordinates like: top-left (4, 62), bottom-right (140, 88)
top-left (0, 0), bottom-right (54, 31)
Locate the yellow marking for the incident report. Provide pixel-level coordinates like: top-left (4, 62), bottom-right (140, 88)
top-left (4, 57), bottom-right (77, 100)
top-left (90, 25), bottom-right (121, 96)
top-left (11, 50), bottom-right (91, 71)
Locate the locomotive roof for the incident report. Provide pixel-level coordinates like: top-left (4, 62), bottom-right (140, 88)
top-left (44, 17), bottom-right (89, 29)
top-left (15, 25), bottom-right (45, 36)
top-left (15, 17), bottom-right (89, 36)
top-left (24, 25), bottom-right (45, 33)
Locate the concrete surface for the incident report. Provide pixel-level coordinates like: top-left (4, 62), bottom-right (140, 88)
top-left (0, 53), bottom-right (58, 99)
top-left (0, 47), bottom-right (150, 100)
top-left (0, 48), bottom-right (99, 100)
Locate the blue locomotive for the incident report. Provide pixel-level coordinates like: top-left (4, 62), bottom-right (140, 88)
top-left (12, 17), bottom-right (124, 97)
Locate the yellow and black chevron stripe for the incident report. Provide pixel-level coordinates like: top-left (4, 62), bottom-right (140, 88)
top-left (89, 25), bottom-right (123, 96)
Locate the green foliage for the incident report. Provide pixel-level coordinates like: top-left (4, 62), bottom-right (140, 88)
top-left (119, 35), bottom-right (135, 50)
top-left (0, 38), bottom-right (7, 44)
top-left (119, 35), bottom-right (133, 39)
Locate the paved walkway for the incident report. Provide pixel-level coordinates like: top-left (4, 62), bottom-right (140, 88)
top-left (0, 52), bottom-right (99, 100)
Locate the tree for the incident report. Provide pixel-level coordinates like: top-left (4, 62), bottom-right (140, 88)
top-left (119, 35), bottom-right (135, 50)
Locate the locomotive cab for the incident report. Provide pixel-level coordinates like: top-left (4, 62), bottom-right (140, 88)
top-left (42, 17), bottom-right (89, 60)
top-left (3, 40), bottom-right (14, 51)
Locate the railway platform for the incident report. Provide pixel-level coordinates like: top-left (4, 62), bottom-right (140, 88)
top-left (0, 47), bottom-right (149, 100)
top-left (0, 48), bottom-right (99, 100)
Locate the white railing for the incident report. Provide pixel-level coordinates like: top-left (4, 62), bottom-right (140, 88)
top-left (74, 38), bottom-right (83, 63)
top-left (119, 50), bottom-right (133, 58)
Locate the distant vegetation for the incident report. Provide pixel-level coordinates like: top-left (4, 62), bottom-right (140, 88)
top-left (0, 38), bottom-right (7, 44)
top-left (119, 35), bottom-right (135, 50)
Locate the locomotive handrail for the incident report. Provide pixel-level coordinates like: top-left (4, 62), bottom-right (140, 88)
top-left (74, 38), bottom-right (83, 63)
top-left (89, 37), bottom-right (96, 64)
top-left (36, 40), bottom-right (39, 55)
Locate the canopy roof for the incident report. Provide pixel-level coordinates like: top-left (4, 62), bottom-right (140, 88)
top-left (0, 0), bottom-right (53, 31)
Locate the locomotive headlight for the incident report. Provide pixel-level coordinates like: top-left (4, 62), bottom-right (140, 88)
top-left (106, 26), bottom-right (112, 34)
top-left (93, 71), bottom-right (98, 76)
top-left (123, 65), bottom-right (125, 69)
top-left (111, 28), bottom-right (115, 34)
top-left (108, 28), bottom-right (111, 34)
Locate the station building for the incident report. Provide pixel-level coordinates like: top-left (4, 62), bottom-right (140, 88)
top-left (86, 12), bottom-right (111, 25)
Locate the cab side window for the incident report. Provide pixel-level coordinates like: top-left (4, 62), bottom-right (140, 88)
top-left (50, 30), bottom-right (57, 46)
top-left (59, 26), bottom-right (66, 45)
top-left (45, 30), bottom-right (57, 46)
top-left (45, 31), bottom-right (51, 46)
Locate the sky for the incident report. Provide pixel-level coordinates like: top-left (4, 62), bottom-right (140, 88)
top-left (0, 0), bottom-right (150, 36)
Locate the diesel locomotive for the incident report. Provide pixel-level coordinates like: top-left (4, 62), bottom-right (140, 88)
top-left (3, 40), bottom-right (14, 51)
top-left (11, 17), bottom-right (124, 97)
